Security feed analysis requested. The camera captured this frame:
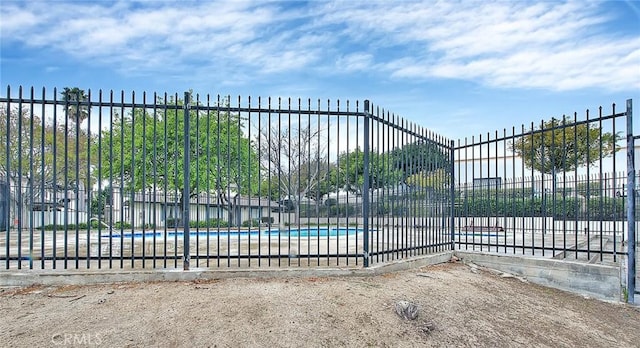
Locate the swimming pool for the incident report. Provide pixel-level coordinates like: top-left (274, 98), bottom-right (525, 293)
top-left (103, 227), bottom-right (364, 239)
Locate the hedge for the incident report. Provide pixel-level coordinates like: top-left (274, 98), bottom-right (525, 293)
top-left (39, 220), bottom-right (132, 230)
top-left (455, 197), bottom-right (573, 219)
top-left (241, 219), bottom-right (261, 227)
top-left (167, 218), bottom-right (230, 228)
top-left (328, 204), bottom-right (357, 217)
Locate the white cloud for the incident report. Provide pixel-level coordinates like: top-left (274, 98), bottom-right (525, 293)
top-left (313, 0), bottom-right (639, 92)
top-left (336, 53), bottom-right (374, 72)
top-left (1, 0), bottom-right (638, 92)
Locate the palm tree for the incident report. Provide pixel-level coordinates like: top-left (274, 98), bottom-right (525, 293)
top-left (61, 87), bottom-right (89, 125)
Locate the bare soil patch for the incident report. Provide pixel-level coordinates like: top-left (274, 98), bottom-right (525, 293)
top-left (2, 262), bottom-right (639, 347)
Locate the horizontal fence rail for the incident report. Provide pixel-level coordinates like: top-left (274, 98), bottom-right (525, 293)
top-left (0, 86), bottom-right (453, 270)
top-left (454, 102), bottom-right (635, 265)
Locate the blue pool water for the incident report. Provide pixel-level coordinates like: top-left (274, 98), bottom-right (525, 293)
top-left (103, 227), bottom-right (364, 239)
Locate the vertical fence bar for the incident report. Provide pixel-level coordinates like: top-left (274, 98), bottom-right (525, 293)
top-left (267, 98), bottom-right (272, 267)
top-left (16, 87), bottom-right (23, 269)
top-left (247, 96), bottom-right (253, 267)
top-left (612, 104), bottom-right (618, 262)
top-left (172, 94), bottom-right (179, 268)
top-left (325, 99), bottom-right (330, 266)
top-left (74, 90), bottom-right (80, 269)
top-left (561, 116), bottom-right (567, 257)
top-left (338, 99), bottom-right (350, 266)
top-left (334, 100), bottom-right (340, 266)
top-left (626, 99), bottom-right (635, 304)
top-left (277, 98), bottom-right (283, 267)
top-left (28, 87), bottom-right (34, 270)
top-left (502, 129), bottom-right (507, 253)
top-left (236, 96), bottom-right (242, 268)
top-left (296, 98), bottom-right (301, 267)
top-left (13, 87), bottom-right (22, 269)
top-left (141, 93), bottom-right (149, 268)
top-left (85, 90), bottom-right (92, 269)
top-left (400, 119), bottom-right (406, 257)
top-left (194, 95), bottom-right (200, 267)
top-left (118, 91), bottom-right (125, 268)
top-left (183, 91), bottom-right (191, 271)
top-left (585, 109), bottom-right (591, 260)
top-left (384, 109), bottom-right (389, 259)
top-left (205, 94), bottom-right (212, 268)
top-left (450, 140), bottom-right (455, 250)
top-left (108, 91), bottom-right (114, 269)
top-left (162, 93), bottom-right (169, 269)
top-left (215, 96), bottom-right (221, 268)
top-left (539, 120), bottom-right (545, 257)
top-left (362, 100), bottom-right (371, 267)
top-left (40, 88), bottom-right (47, 269)
top-left (97, 90), bottom-right (103, 269)
top-left (305, 98), bottom-right (311, 267)
top-left (4, 86), bottom-right (10, 269)
top-left (130, 92), bottom-right (136, 269)
top-left (152, 93), bottom-right (158, 268)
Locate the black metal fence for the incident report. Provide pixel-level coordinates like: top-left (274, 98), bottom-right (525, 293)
top-left (0, 86), bottom-right (635, 298)
top-left (0, 86), bottom-right (454, 270)
top-left (453, 102), bottom-right (634, 264)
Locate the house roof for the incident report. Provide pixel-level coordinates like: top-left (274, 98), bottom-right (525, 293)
top-left (127, 191), bottom-right (180, 204)
top-left (127, 191), bottom-right (278, 208)
top-left (235, 196), bottom-right (279, 208)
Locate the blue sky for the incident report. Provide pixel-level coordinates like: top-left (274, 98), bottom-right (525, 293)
top-left (1, 0), bottom-right (639, 140)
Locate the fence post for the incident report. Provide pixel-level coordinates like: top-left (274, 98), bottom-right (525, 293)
top-left (450, 140), bottom-right (456, 251)
top-left (626, 99), bottom-right (635, 303)
top-left (362, 100), bottom-right (371, 267)
top-left (183, 92), bottom-right (191, 271)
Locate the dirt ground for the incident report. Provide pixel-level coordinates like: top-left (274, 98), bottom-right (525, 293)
top-left (2, 261), bottom-right (639, 348)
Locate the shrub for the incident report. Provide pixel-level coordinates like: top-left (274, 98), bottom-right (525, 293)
top-left (586, 197), bottom-right (625, 220)
top-left (188, 218), bottom-right (229, 228)
top-left (328, 204), bottom-right (356, 217)
top-left (374, 204), bottom-right (391, 215)
top-left (454, 196), bottom-right (581, 219)
top-left (166, 218), bottom-right (180, 228)
top-left (324, 198), bottom-right (337, 207)
top-left (164, 218), bottom-right (230, 228)
top-left (241, 219), bottom-right (261, 228)
top-left (575, 181), bottom-right (601, 197)
top-left (392, 205), bottom-right (408, 216)
top-left (113, 221), bottom-right (132, 229)
top-left (38, 222), bottom-right (123, 231)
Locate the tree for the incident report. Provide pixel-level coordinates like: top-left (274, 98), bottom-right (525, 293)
top-left (0, 106), bottom-right (94, 206)
top-left (95, 95), bottom-right (260, 226)
top-left (61, 87), bottom-right (89, 125)
top-left (256, 124), bottom-right (329, 222)
top-left (90, 185), bottom-right (112, 216)
top-left (0, 106), bottom-right (45, 209)
top-left (511, 117), bottom-right (618, 175)
top-left (406, 168), bottom-right (450, 190)
top-left (390, 140), bottom-right (451, 181)
top-left (330, 147), bottom-right (402, 195)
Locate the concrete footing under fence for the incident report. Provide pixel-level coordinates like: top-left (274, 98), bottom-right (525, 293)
top-left (0, 252), bottom-right (452, 288)
top-left (0, 251), bottom-right (626, 303)
top-left (454, 251), bottom-right (623, 302)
